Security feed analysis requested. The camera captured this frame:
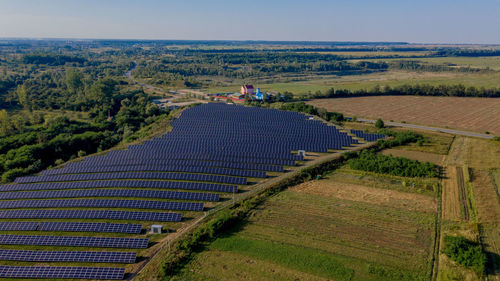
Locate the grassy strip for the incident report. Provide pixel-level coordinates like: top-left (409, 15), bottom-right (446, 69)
top-left (368, 264), bottom-right (426, 281)
top-left (462, 166), bottom-right (477, 221)
top-left (211, 236), bottom-right (354, 281)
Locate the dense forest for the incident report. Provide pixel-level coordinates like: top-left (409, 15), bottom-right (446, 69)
top-left (0, 44), bottom-right (167, 182)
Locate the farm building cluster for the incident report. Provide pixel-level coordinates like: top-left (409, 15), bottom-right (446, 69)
top-left (208, 85), bottom-right (280, 102)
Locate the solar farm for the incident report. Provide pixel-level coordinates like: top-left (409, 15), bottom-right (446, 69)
top-left (0, 103), bottom-right (384, 280)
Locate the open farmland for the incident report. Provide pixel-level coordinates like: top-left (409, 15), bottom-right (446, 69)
top-left (309, 96), bottom-right (500, 135)
top-left (173, 169), bottom-right (437, 281)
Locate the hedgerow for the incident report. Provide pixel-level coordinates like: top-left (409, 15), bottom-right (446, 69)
top-left (348, 150), bottom-right (440, 178)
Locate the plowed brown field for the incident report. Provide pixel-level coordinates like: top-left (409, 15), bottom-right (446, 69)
top-left (309, 96), bottom-right (500, 135)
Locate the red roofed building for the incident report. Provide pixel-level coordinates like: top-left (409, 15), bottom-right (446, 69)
top-left (240, 85), bottom-right (254, 95)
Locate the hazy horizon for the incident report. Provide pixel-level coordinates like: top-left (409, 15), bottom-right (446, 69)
top-left (1, 0), bottom-right (499, 44)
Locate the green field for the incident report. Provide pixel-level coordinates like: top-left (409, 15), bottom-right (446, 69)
top-left (204, 70), bottom-right (500, 95)
top-left (348, 56), bottom-right (500, 70)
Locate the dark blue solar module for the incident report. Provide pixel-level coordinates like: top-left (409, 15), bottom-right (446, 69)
top-left (38, 222), bottom-right (141, 234)
top-left (0, 199), bottom-right (204, 211)
top-left (0, 265), bottom-right (125, 280)
top-left (0, 180), bottom-right (237, 193)
top-left (0, 210), bottom-right (182, 222)
top-left (0, 221), bottom-right (38, 231)
top-left (63, 159), bottom-right (283, 172)
top-left (350, 129), bottom-right (386, 142)
top-left (0, 189), bottom-right (219, 201)
top-left (42, 164), bottom-right (266, 178)
top-left (0, 249), bottom-right (136, 263)
top-left (0, 234), bottom-right (148, 248)
top-left (16, 171), bottom-right (247, 185)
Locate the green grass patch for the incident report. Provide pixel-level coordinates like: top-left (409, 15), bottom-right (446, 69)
top-left (211, 235), bottom-right (355, 281)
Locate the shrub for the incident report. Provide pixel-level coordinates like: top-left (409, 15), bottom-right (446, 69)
top-left (348, 150), bottom-right (440, 178)
top-left (375, 118), bottom-right (385, 129)
top-left (442, 235), bottom-right (486, 275)
top-left (376, 129), bottom-right (424, 149)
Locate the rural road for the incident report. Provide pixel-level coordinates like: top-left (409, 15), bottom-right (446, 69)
top-left (356, 118), bottom-right (495, 139)
top-left (125, 62), bottom-right (161, 90)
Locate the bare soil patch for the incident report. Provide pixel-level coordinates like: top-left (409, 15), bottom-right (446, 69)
top-left (291, 178), bottom-right (437, 214)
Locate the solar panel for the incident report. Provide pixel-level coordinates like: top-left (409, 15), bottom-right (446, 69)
top-left (0, 221), bottom-right (38, 231)
top-left (16, 171), bottom-right (247, 185)
top-left (0, 249), bottom-right (137, 263)
top-left (0, 210), bottom-right (182, 222)
top-left (0, 234), bottom-right (148, 248)
top-left (38, 222), bottom-right (142, 234)
top-left (0, 189), bottom-right (220, 201)
top-left (0, 180), bottom-right (237, 193)
top-left (43, 164), bottom-right (267, 178)
top-left (0, 199), bottom-right (204, 211)
top-left (0, 265), bottom-right (125, 280)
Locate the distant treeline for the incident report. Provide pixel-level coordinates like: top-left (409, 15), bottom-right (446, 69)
top-left (22, 53), bottom-right (86, 66)
top-left (169, 47), bottom-right (429, 54)
top-left (304, 84), bottom-right (500, 99)
top-left (134, 52), bottom-right (388, 82)
top-left (437, 49), bottom-right (500, 57)
top-left (389, 60), bottom-right (490, 73)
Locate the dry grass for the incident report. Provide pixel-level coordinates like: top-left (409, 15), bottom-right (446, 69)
top-left (467, 138), bottom-right (500, 169)
top-left (441, 166), bottom-right (462, 221)
top-left (471, 169), bottom-right (500, 224)
top-left (309, 96), bottom-right (500, 135)
top-left (291, 178), bottom-right (437, 214)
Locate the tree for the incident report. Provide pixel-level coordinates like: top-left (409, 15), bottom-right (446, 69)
top-left (65, 70), bottom-right (84, 93)
top-left (375, 118), bottom-right (385, 129)
top-left (87, 79), bottom-right (117, 105)
top-left (15, 84), bottom-right (29, 110)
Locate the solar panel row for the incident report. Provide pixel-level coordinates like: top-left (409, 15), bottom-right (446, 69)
top-left (38, 222), bottom-right (142, 234)
top-left (0, 210), bottom-right (182, 222)
top-left (0, 234), bottom-right (148, 248)
top-left (0, 266), bottom-right (125, 280)
top-left (0, 189), bottom-right (219, 201)
top-left (66, 159), bottom-right (283, 172)
top-left (0, 199), bottom-right (204, 211)
top-left (350, 129), bottom-right (386, 142)
top-left (16, 171), bottom-right (247, 185)
top-left (0, 249), bottom-right (136, 263)
top-left (0, 180), bottom-right (237, 193)
top-left (43, 164), bottom-right (266, 178)
top-left (0, 221), bottom-right (38, 231)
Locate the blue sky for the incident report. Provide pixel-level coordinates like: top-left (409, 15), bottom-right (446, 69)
top-left (0, 0), bottom-right (499, 43)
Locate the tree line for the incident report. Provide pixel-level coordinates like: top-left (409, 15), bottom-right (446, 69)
top-left (303, 84), bottom-right (500, 99)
